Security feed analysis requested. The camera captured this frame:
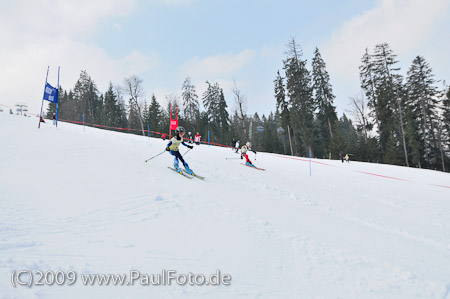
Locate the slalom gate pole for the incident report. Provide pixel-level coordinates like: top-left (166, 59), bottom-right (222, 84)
top-left (309, 148), bottom-right (312, 176)
top-left (38, 66), bottom-right (50, 129)
top-left (145, 150), bottom-right (166, 162)
top-left (56, 66), bottom-right (60, 128)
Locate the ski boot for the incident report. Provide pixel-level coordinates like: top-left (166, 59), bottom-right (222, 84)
top-left (246, 161), bottom-right (256, 168)
top-left (184, 163), bottom-right (194, 175)
top-left (174, 162), bottom-right (182, 174)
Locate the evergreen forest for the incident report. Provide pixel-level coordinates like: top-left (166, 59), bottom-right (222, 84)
top-left (46, 40), bottom-right (450, 172)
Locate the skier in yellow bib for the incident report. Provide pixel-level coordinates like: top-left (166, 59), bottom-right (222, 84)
top-left (166, 126), bottom-right (194, 174)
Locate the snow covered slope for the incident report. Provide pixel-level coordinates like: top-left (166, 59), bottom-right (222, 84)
top-left (1, 112), bottom-right (450, 299)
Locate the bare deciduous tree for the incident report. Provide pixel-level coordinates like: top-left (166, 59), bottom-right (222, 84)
top-left (166, 93), bottom-right (180, 118)
top-left (348, 92), bottom-right (371, 142)
top-left (124, 75), bottom-right (146, 136)
top-left (114, 84), bottom-right (123, 104)
top-left (396, 97), bottom-right (409, 167)
top-left (232, 79), bottom-right (247, 137)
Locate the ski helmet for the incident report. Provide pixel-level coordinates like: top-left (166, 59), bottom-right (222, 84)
top-left (175, 126), bottom-right (185, 135)
top-left (246, 141), bottom-right (251, 147)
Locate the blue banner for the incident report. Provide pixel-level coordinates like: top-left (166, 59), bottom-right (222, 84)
top-left (43, 83), bottom-right (58, 103)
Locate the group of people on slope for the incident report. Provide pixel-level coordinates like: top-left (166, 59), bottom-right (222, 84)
top-left (166, 126), bottom-right (258, 175)
top-left (339, 152), bottom-right (350, 163)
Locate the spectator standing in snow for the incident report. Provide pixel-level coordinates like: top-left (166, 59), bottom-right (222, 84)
top-left (194, 132), bottom-right (201, 145)
top-left (235, 140), bottom-right (240, 153)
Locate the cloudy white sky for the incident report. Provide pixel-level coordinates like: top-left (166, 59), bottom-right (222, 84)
top-left (0, 0), bottom-right (449, 118)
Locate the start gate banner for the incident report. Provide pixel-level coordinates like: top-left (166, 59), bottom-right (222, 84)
top-left (170, 119), bottom-right (178, 130)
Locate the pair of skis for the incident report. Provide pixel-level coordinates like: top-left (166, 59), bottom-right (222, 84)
top-left (241, 163), bottom-right (266, 171)
top-left (167, 167), bottom-right (206, 180)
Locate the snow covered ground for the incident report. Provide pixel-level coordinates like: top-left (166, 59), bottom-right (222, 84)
top-left (1, 112), bottom-right (450, 299)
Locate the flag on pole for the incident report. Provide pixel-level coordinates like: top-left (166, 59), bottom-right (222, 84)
top-left (39, 66), bottom-right (60, 129)
top-left (43, 82), bottom-right (58, 103)
top-left (170, 119), bottom-right (178, 130)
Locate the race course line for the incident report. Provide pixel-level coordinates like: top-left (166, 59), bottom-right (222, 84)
top-left (268, 153), bottom-right (450, 189)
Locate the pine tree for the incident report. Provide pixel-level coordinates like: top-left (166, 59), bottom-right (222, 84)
top-left (441, 86), bottom-right (450, 170)
top-left (64, 90), bottom-right (76, 121)
top-left (283, 38), bottom-right (315, 156)
top-left (181, 76), bottom-right (200, 129)
top-left (359, 44), bottom-right (406, 163)
top-left (329, 121), bottom-right (346, 159)
top-left (73, 70), bottom-right (100, 123)
top-left (217, 88), bottom-right (230, 144)
top-left (274, 70), bottom-right (289, 128)
top-left (311, 47), bottom-right (338, 157)
top-left (404, 105), bottom-right (422, 168)
top-left (442, 87), bottom-right (450, 139)
top-left (202, 81), bottom-right (218, 122)
top-left (406, 56), bottom-right (440, 168)
top-left (58, 89), bottom-right (68, 120)
top-left (359, 48), bottom-right (379, 133)
top-left (251, 113), bottom-right (263, 150)
top-left (384, 133), bottom-right (403, 165)
top-left (262, 113), bottom-right (276, 153)
top-left (373, 43), bottom-right (403, 161)
top-left (113, 84), bottom-right (128, 129)
top-left (273, 110), bottom-right (288, 154)
top-left (148, 94), bottom-right (163, 133)
top-left (103, 82), bottom-right (118, 127)
top-left (340, 114), bottom-right (358, 157)
top-left (197, 111), bottom-right (210, 143)
top-left (433, 117), bottom-right (447, 171)
top-left (142, 100), bottom-right (150, 131)
top-left (202, 81), bottom-right (222, 141)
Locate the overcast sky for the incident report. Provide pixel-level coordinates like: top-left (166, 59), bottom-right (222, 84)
top-left (0, 0), bottom-right (449, 119)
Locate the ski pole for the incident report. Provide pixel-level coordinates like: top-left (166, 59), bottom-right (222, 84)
top-left (145, 150), bottom-right (166, 162)
top-left (184, 148), bottom-right (192, 156)
top-left (225, 157), bottom-right (241, 160)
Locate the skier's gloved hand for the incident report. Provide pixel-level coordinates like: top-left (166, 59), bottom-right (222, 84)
top-left (188, 145), bottom-right (193, 149)
top-left (165, 147), bottom-right (170, 151)
top-left (240, 154), bottom-right (243, 160)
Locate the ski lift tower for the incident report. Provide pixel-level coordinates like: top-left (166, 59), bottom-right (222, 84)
top-left (15, 102), bottom-right (28, 116)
